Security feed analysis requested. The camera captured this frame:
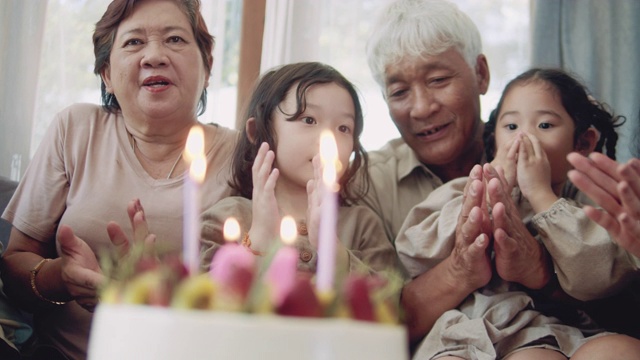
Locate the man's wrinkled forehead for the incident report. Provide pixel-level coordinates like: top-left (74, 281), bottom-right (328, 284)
top-left (383, 47), bottom-right (470, 83)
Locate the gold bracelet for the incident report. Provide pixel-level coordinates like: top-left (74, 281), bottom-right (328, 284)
top-left (30, 258), bottom-right (67, 305)
top-left (241, 233), bottom-right (263, 256)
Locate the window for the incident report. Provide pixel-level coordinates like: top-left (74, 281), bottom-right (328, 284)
top-left (7, 0), bottom-right (529, 178)
top-left (31, 0), bottom-right (241, 156)
top-left (301, 0), bottom-right (531, 150)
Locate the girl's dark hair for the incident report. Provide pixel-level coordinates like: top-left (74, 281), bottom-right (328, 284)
top-left (230, 62), bottom-right (370, 205)
top-left (93, 0), bottom-right (214, 115)
top-left (483, 68), bottom-right (625, 162)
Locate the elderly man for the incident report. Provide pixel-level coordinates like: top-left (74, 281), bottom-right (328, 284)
top-left (362, 0), bottom-right (489, 245)
top-left (363, 0), bottom-right (491, 346)
top-left (364, 0), bottom-right (640, 359)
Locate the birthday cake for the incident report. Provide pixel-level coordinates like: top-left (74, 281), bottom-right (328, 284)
top-left (87, 242), bottom-right (409, 360)
top-left (89, 304), bottom-right (407, 360)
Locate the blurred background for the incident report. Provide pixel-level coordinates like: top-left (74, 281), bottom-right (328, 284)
top-left (1, 0), bottom-right (638, 180)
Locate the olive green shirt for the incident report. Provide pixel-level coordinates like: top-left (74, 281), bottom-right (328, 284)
top-left (200, 197), bottom-right (403, 276)
top-left (358, 138), bottom-right (444, 245)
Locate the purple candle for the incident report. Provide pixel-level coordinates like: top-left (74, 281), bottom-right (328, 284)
top-left (183, 126), bottom-right (206, 275)
top-left (316, 131), bottom-right (339, 293)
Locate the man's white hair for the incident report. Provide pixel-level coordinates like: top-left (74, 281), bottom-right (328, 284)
top-left (366, 0), bottom-right (483, 88)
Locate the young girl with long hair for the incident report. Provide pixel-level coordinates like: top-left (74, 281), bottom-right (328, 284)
top-left (200, 62), bottom-right (399, 276)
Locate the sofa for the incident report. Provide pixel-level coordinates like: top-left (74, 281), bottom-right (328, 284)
top-left (0, 176), bottom-right (31, 359)
top-left (0, 177), bottom-right (18, 253)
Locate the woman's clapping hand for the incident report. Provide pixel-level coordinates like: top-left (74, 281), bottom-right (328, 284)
top-left (568, 152), bottom-right (640, 258)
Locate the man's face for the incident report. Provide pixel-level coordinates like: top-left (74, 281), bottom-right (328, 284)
top-left (382, 48), bottom-right (489, 167)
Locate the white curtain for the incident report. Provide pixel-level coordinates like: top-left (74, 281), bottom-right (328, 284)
top-left (258, 0), bottom-right (530, 152)
top-left (261, 0), bottom-right (321, 72)
top-left (1, 0), bottom-right (532, 178)
top-left (0, 1), bottom-right (48, 180)
top-left (261, 0), bottom-right (294, 71)
top-left (0, 0), bottom-right (238, 180)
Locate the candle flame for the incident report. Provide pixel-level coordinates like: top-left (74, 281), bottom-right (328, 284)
top-left (190, 155), bottom-right (207, 183)
top-left (185, 125), bottom-right (207, 183)
top-left (184, 125), bottom-right (205, 163)
top-left (223, 217), bottom-right (241, 243)
top-left (319, 131), bottom-right (339, 186)
top-left (280, 216), bottom-right (297, 245)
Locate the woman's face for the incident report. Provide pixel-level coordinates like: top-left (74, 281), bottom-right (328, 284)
top-left (101, 0), bottom-right (208, 126)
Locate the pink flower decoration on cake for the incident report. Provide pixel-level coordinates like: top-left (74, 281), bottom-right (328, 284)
top-left (209, 243), bottom-right (256, 302)
top-left (266, 216), bottom-right (299, 307)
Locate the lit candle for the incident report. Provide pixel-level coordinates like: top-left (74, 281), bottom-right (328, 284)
top-left (209, 218), bottom-right (256, 306)
top-left (223, 217), bottom-right (241, 243)
top-left (183, 125), bottom-right (206, 275)
top-left (210, 217), bottom-right (255, 280)
top-left (280, 216), bottom-right (298, 244)
top-left (316, 131), bottom-right (339, 293)
top-left (266, 216), bottom-right (299, 306)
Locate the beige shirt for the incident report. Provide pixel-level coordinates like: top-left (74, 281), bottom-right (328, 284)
top-left (358, 138), bottom-right (443, 245)
top-left (2, 103), bottom-right (239, 360)
top-left (398, 178), bottom-right (637, 359)
top-left (200, 197), bottom-right (403, 277)
top-left (397, 177), bottom-right (638, 300)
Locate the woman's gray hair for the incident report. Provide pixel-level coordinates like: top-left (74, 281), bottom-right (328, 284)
top-left (366, 0), bottom-right (483, 88)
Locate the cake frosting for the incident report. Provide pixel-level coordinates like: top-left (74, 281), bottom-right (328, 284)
top-left (87, 239), bottom-right (408, 359)
top-left (88, 304), bottom-right (408, 360)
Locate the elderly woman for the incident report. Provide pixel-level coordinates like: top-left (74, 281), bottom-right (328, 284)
top-left (0, 0), bottom-right (237, 358)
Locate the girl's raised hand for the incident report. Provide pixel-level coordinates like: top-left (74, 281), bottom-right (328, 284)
top-left (490, 133), bottom-right (520, 191)
top-left (516, 133), bottom-right (556, 212)
top-left (249, 142), bottom-right (280, 252)
top-left (306, 155), bottom-right (323, 248)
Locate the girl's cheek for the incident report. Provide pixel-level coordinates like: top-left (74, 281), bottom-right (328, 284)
top-left (336, 152), bottom-right (354, 180)
top-left (494, 132), bottom-right (510, 152)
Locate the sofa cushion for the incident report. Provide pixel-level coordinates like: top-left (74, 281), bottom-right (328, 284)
top-left (0, 177), bottom-right (18, 253)
top-left (0, 178), bottom-right (33, 355)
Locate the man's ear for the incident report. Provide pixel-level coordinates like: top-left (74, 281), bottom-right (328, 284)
top-left (576, 128), bottom-right (598, 155)
top-left (475, 54), bottom-right (490, 95)
top-left (245, 117), bottom-right (257, 143)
